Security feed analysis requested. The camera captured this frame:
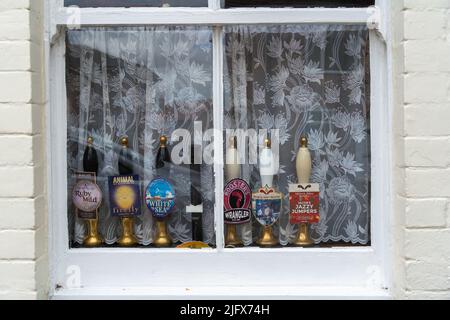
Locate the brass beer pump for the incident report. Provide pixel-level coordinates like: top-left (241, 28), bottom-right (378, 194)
top-left (225, 136), bottom-right (242, 246)
top-left (82, 136), bottom-right (103, 247)
top-left (257, 138), bottom-right (278, 247)
top-left (153, 135), bottom-right (172, 247)
top-left (294, 136), bottom-right (314, 247)
top-left (117, 137), bottom-right (138, 246)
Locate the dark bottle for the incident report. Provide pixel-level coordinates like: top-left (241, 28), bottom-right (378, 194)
top-left (191, 212), bottom-right (203, 242)
top-left (119, 137), bottom-right (133, 175)
top-left (190, 143), bottom-right (202, 206)
top-left (190, 143), bottom-right (203, 242)
top-left (83, 136), bottom-right (99, 174)
top-left (156, 135), bottom-right (171, 176)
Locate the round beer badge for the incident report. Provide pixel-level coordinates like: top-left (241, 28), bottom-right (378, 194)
top-left (224, 178), bottom-right (252, 224)
top-left (145, 177), bottom-right (176, 219)
top-left (72, 180), bottom-right (102, 212)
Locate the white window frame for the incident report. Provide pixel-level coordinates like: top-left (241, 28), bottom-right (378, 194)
top-left (46, 0), bottom-right (393, 299)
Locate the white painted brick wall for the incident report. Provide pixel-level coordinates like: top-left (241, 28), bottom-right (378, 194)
top-left (0, 0), bottom-right (47, 300)
top-left (401, 0), bottom-right (450, 300)
top-left (405, 199), bottom-right (447, 228)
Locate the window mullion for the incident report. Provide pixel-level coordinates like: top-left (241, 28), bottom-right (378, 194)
top-left (213, 26), bottom-right (225, 250)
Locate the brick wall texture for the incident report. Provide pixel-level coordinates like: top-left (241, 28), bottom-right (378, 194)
top-left (0, 0), bottom-right (47, 300)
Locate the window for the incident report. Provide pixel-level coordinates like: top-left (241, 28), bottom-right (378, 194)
top-left (66, 26), bottom-right (216, 247)
top-left (223, 25), bottom-right (371, 247)
top-left (48, 0), bottom-right (390, 298)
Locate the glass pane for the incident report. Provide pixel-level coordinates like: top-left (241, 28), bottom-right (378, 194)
top-left (65, 0), bottom-right (208, 7)
top-left (223, 24), bottom-right (371, 247)
top-left (224, 0), bottom-right (374, 8)
top-left (66, 26), bottom-right (214, 248)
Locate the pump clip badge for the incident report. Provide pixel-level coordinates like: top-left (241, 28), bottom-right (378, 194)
top-left (72, 172), bottom-right (102, 220)
top-left (252, 187), bottom-right (282, 227)
top-left (224, 178), bottom-right (251, 224)
top-left (108, 174), bottom-right (142, 217)
top-left (146, 177), bottom-right (176, 219)
top-left (289, 183), bottom-right (320, 224)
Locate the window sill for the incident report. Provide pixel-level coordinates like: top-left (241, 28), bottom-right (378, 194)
top-left (51, 286), bottom-right (391, 300)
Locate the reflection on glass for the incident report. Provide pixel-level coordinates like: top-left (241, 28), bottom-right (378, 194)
top-left (66, 26), bottom-right (214, 248)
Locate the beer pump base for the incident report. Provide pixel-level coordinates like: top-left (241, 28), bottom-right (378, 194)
top-left (293, 238), bottom-right (314, 247)
top-left (83, 219), bottom-right (103, 247)
top-left (225, 224), bottom-right (242, 247)
top-left (154, 239), bottom-right (172, 247)
top-left (84, 235), bottom-right (103, 247)
top-left (293, 223), bottom-right (314, 247)
top-left (153, 237), bottom-right (172, 247)
top-left (257, 226), bottom-right (278, 247)
top-left (118, 217), bottom-right (138, 247)
top-left (118, 234), bottom-right (138, 247)
top-left (154, 219), bottom-right (172, 247)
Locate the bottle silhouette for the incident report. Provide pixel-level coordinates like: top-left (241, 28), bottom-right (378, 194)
top-left (83, 136), bottom-right (99, 174)
top-left (156, 135), bottom-right (171, 177)
top-left (190, 143), bottom-right (202, 206)
top-left (190, 143), bottom-right (203, 242)
top-left (119, 137), bottom-right (133, 175)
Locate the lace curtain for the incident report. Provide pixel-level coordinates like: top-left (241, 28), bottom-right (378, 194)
top-left (224, 25), bottom-right (371, 245)
top-left (66, 26), bottom-right (216, 246)
top-left (66, 24), bottom-right (370, 247)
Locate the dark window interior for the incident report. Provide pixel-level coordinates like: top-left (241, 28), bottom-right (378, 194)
top-left (225, 0), bottom-right (375, 8)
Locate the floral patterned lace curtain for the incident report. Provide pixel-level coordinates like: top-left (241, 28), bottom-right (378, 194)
top-left (224, 24), bottom-right (371, 245)
top-left (66, 26), bottom-right (215, 246)
top-left (66, 24), bottom-right (370, 247)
